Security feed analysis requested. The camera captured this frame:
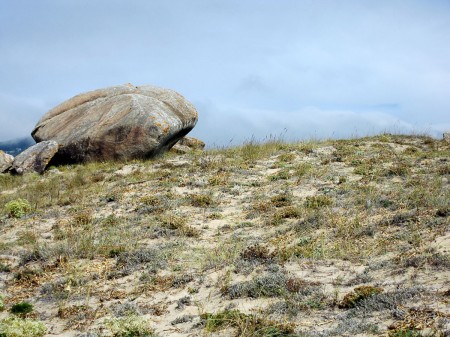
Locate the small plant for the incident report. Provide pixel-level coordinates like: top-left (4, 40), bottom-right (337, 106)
top-left (271, 194), bottom-right (292, 207)
top-left (403, 146), bottom-right (419, 155)
top-left (72, 210), bottom-right (93, 226)
top-left (226, 272), bottom-right (287, 299)
top-left (436, 206), bottom-right (450, 217)
top-left (0, 316), bottom-right (47, 337)
top-left (339, 285), bottom-right (383, 308)
top-left (158, 214), bottom-right (186, 230)
top-left (268, 170), bottom-right (290, 181)
top-left (178, 225), bottom-right (200, 238)
top-left (140, 195), bottom-right (162, 207)
top-left (304, 195), bottom-right (333, 209)
top-left (399, 247), bottom-right (450, 269)
top-left (208, 172), bottom-right (229, 186)
top-left (114, 248), bottom-right (167, 276)
top-left (104, 315), bottom-right (156, 337)
top-left (138, 195), bottom-right (169, 214)
top-left (57, 304), bottom-right (95, 320)
top-left (157, 214), bottom-right (200, 238)
top-left (240, 244), bottom-right (273, 262)
top-left (102, 214), bottom-right (121, 227)
top-left (274, 206), bottom-right (301, 219)
top-left (388, 328), bottom-right (422, 337)
top-left (269, 206), bottom-right (302, 225)
top-left (189, 193), bottom-right (214, 207)
top-left (337, 176), bottom-right (347, 184)
top-left (201, 309), bottom-right (246, 332)
top-left (385, 163), bottom-right (410, 177)
top-left (285, 278), bottom-right (320, 293)
top-left (294, 162), bottom-right (312, 179)
top-left (201, 309), bottom-right (297, 336)
top-left (0, 263), bottom-right (11, 272)
top-left (207, 212), bottom-right (223, 220)
top-left (353, 163), bottom-right (374, 176)
top-left (171, 314), bottom-right (195, 326)
top-left (108, 246), bottom-right (127, 258)
top-left (298, 142), bottom-right (315, 154)
top-left (437, 164), bottom-right (450, 175)
top-left (0, 294), bottom-right (4, 311)
top-left (251, 201), bottom-right (273, 214)
top-left (240, 137), bottom-right (282, 163)
top-left (4, 199), bottom-right (31, 218)
top-left (10, 301), bottom-right (33, 316)
top-left (278, 153), bottom-right (296, 163)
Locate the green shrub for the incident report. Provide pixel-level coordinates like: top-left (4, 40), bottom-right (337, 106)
top-left (10, 302), bottom-right (33, 316)
top-left (0, 316), bottom-right (47, 337)
top-left (104, 315), bottom-right (156, 337)
top-left (4, 199), bottom-right (31, 218)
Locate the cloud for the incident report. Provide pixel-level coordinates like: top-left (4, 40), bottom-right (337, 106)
top-left (0, 1), bottom-right (449, 144)
top-left (189, 103), bottom-right (433, 148)
top-left (0, 93), bottom-right (46, 141)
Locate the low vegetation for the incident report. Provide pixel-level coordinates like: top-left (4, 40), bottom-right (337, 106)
top-left (4, 199), bottom-right (31, 218)
top-left (9, 301), bottom-right (33, 316)
top-left (104, 315), bottom-right (157, 337)
top-left (0, 133), bottom-right (448, 336)
top-left (0, 316), bottom-right (47, 337)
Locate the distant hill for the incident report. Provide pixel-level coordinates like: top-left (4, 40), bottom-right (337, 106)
top-left (0, 137), bottom-right (35, 156)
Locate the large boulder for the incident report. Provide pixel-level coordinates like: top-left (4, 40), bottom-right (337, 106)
top-left (12, 140), bottom-right (59, 174)
top-left (32, 84), bottom-right (198, 164)
top-left (0, 150), bottom-right (14, 173)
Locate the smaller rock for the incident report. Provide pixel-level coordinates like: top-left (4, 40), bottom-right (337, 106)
top-left (171, 136), bottom-right (205, 154)
top-left (12, 141), bottom-right (59, 174)
top-left (47, 168), bottom-right (62, 175)
top-left (0, 150), bottom-right (14, 173)
top-left (443, 132), bottom-right (450, 143)
top-left (177, 137), bottom-right (205, 150)
top-left (171, 144), bottom-right (192, 154)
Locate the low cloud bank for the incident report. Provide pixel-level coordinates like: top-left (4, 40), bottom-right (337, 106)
top-left (190, 104), bottom-right (445, 148)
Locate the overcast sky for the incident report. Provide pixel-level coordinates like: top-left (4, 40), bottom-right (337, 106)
top-left (1, 0), bottom-right (449, 146)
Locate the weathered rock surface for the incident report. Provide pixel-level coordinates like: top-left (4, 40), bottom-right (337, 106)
top-left (12, 140), bottom-right (59, 174)
top-left (32, 84), bottom-right (199, 164)
top-left (0, 150), bottom-right (14, 173)
top-left (444, 132), bottom-right (450, 143)
top-left (171, 136), bottom-right (205, 154)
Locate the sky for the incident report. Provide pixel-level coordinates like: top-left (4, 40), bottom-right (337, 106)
top-left (1, 0), bottom-right (449, 146)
